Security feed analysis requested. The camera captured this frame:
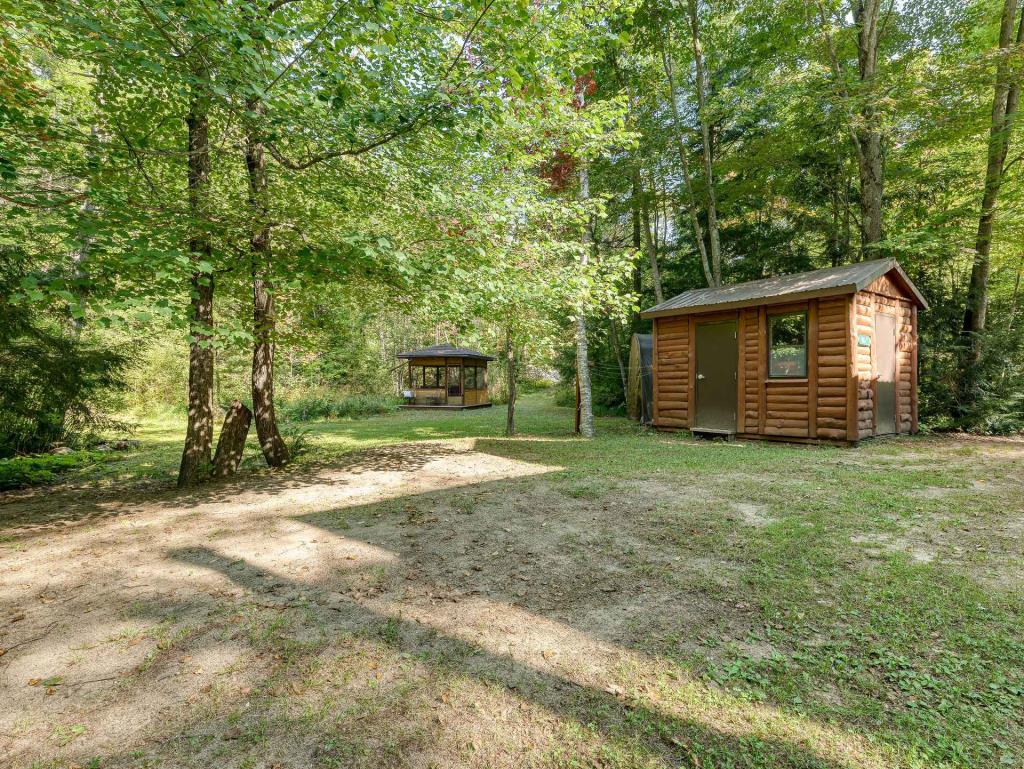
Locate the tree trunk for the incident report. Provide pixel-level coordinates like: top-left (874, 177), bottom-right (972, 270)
top-left (609, 319), bottom-right (627, 399)
top-left (818, 1), bottom-right (885, 257)
top-left (630, 170), bottom-right (643, 311)
top-left (245, 98), bottom-right (289, 467)
top-left (686, 0), bottom-right (722, 285)
top-left (853, 0), bottom-right (884, 255)
top-left (505, 327), bottom-right (516, 437)
top-left (856, 129), bottom-right (884, 253)
top-left (1008, 255), bottom-right (1023, 330)
top-left (827, 154), bottom-right (853, 266)
top-left (963, 0), bottom-right (1023, 346)
top-left (659, 35), bottom-right (716, 287)
top-left (634, 166), bottom-right (664, 303)
top-left (212, 399), bottom-right (252, 478)
top-left (177, 84), bottom-right (216, 488)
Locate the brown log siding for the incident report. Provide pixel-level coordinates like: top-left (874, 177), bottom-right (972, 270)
top-left (653, 316), bottom-right (690, 427)
top-left (650, 278), bottom-right (919, 444)
top-left (816, 296), bottom-right (850, 440)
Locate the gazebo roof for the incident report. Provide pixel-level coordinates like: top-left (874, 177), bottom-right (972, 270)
top-left (397, 343), bottom-right (494, 361)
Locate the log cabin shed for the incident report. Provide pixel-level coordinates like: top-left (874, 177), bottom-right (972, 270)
top-left (398, 343), bottom-right (493, 409)
top-left (640, 259), bottom-right (927, 444)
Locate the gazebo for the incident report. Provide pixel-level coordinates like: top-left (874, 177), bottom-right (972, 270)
top-left (397, 343), bottom-right (494, 409)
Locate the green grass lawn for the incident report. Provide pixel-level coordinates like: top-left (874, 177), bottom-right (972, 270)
top-left (2, 393), bottom-right (1022, 768)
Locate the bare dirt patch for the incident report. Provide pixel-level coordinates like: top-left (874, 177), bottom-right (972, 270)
top-left (731, 502), bottom-right (774, 527)
top-left (850, 533), bottom-right (936, 563)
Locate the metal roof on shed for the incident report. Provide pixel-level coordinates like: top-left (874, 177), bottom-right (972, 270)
top-left (397, 343), bottom-right (495, 361)
top-left (640, 259), bottom-right (927, 318)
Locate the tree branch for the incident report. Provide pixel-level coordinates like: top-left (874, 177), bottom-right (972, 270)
top-left (0, 190), bottom-right (88, 208)
top-left (266, 104), bottom-right (440, 169)
top-left (442, 0), bottom-right (497, 81)
top-left (261, 3), bottom-right (344, 95)
top-left (136, 0), bottom-right (187, 58)
top-left (268, 0), bottom-right (302, 12)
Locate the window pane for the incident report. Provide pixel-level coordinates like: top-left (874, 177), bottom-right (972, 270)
top-left (466, 367), bottom-right (476, 390)
top-left (448, 366), bottom-right (461, 396)
top-left (769, 313), bottom-right (807, 377)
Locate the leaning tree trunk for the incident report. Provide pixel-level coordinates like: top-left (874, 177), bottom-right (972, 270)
top-left (212, 400), bottom-right (252, 478)
top-left (178, 83), bottom-right (216, 488)
top-left (505, 327), bottom-right (517, 437)
top-left (853, 0), bottom-right (884, 256)
top-left (245, 98), bottom-right (289, 467)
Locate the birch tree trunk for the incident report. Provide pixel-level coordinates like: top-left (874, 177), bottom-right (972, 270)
top-left (245, 98), bottom-right (289, 467)
top-left (576, 161), bottom-right (595, 438)
top-left (686, 0), bottom-right (722, 285)
top-left (505, 327), bottom-right (517, 437)
top-left (178, 81), bottom-right (216, 488)
top-left (963, 0), bottom-right (1023, 351)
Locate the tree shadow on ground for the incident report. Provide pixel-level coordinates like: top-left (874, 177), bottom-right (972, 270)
top-left (0, 442), bottom-right (470, 536)
top-left (156, 545), bottom-right (863, 769)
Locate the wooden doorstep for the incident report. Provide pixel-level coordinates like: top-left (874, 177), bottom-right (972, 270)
top-left (400, 403), bottom-right (493, 410)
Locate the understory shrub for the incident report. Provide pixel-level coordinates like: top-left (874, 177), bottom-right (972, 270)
top-left (551, 384), bottom-right (626, 416)
top-left (1, 255), bottom-right (131, 457)
top-left (518, 377), bottom-right (556, 394)
top-left (0, 451), bottom-right (116, 491)
top-left (280, 424), bottom-right (315, 458)
top-left (278, 391), bottom-right (399, 421)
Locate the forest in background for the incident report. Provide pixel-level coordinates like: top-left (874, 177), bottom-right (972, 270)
top-left (3, 0), bottom-right (1024, 481)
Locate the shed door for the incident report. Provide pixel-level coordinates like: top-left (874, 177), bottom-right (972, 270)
top-left (695, 320), bottom-right (737, 432)
top-left (875, 313), bottom-right (897, 435)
